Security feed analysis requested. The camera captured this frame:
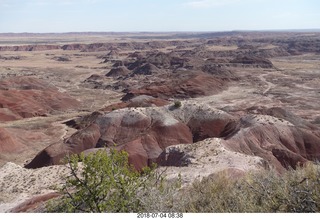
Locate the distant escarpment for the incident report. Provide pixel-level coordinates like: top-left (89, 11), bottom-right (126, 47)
top-left (0, 40), bottom-right (188, 52)
top-left (0, 45), bottom-right (61, 52)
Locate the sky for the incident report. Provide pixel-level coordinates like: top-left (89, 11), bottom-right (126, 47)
top-left (0, 0), bottom-right (319, 33)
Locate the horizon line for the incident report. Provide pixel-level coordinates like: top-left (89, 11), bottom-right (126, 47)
top-left (1, 28), bottom-right (320, 35)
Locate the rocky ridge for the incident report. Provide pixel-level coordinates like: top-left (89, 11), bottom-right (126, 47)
top-left (25, 101), bottom-right (320, 173)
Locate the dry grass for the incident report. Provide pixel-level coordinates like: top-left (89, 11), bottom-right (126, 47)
top-left (179, 163), bottom-right (320, 212)
top-left (0, 111), bottom-right (87, 129)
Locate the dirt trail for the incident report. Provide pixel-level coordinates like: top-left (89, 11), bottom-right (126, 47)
top-left (51, 118), bottom-right (78, 141)
top-left (258, 73), bottom-right (276, 95)
top-left (0, 111), bottom-right (88, 129)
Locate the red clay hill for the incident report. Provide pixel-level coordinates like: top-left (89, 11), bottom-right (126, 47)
top-left (0, 76), bottom-right (79, 122)
top-left (25, 102), bottom-right (320, 172)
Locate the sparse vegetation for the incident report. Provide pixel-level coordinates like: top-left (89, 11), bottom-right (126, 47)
top-left (47, 149), bottom-right (320, 213)
top-left (181, 163), bottom-right (320, 213)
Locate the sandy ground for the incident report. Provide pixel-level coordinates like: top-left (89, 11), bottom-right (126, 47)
top-left (0, 162), bottom-right (69, 212)
top-left (157, 138), bottom-right (265, 185)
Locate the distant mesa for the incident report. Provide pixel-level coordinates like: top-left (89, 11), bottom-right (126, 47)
top-left (0, 45), bottom-right (61, 52)
top-left (61, 44), bottom-right (86, 51)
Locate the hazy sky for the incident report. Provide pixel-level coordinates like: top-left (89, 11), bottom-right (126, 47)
top-left (0, 0), bottom-right (319, 33)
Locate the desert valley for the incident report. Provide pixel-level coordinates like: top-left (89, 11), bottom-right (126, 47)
top-left (0, 31), bottom-right (320, 212)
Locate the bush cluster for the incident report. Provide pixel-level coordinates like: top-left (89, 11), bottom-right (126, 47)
top-left (47, 148), bottom-right (320, 213)
top-left (173, 100), bottom-right (182, 108)
top-left (182, 163), bottom-right (320, 213)
top-left (47, 149), bottom-right (180, 213)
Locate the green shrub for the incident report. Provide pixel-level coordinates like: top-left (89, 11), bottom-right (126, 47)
top-left (47, 149), bottom-right (181, 213)
top-left (48, 150), bottom-right (156, 212)
top-left (173, 100), bottom-right (182, 108)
